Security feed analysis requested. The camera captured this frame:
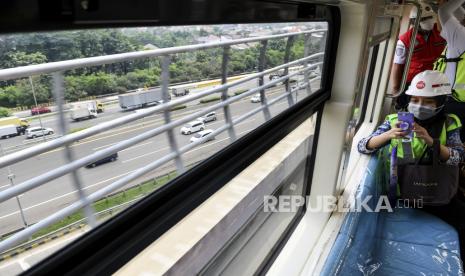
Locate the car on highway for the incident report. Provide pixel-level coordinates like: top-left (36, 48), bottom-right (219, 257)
top-left (190, 129), bottom-right (215, 143)
top-left (251, 93), bottom-right (261, 103)
top-left (180, 120), bottom-right (205, 135)
top-left (85, 152), bottom-right (118, 168)
top-left (31, 106), bottom-right (52, 115)
top-left (269, 75), bottom-right (280, 81)
top-left (197, 112), bottom-right (217, 123)
top-left (26, 127), bottom-right (54, 139)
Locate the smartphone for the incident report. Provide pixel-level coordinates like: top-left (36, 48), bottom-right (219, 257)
top-left (397, 112), bottom-right (414, 138)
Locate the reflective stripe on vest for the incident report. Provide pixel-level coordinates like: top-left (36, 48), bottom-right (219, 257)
top-left (433, 48), bottom-right (447, 72)
top-left (384, 113), bottom-right (461, 160)
top-left (433, 47), bottom-right (465, 102)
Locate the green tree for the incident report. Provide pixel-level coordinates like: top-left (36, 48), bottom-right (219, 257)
top-left (0, 107), bottom-right (11, 117)
top-left (2, 51), bottom-right (47, 68)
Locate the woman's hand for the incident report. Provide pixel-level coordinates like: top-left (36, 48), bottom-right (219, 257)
top-left (384, 126), bottom-right (407, 140)
top-left (413, 123), bottom-right (433, 146)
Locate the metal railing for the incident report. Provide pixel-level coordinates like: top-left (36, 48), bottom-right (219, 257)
top-left (0, 29), bottom-right (326, 253)
top-left (388, 1), bottom-right (422, 98)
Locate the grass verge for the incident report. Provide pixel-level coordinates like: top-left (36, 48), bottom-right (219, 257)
top-left (170, 105), bottom-right (187, 111)
top-left (30, 171), bottom-right (177, 239)
top-left (233, 89), bottom-right (248, 96)
top-left (69, 127), bottom-right (90, 134)
top-left (199, 95), bottom-right (221, 104)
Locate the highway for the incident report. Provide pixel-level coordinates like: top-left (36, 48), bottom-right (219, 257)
top-left (0, 78), bottom-right (319, 235)
top-left (0, 76), bottom-right (262, 151)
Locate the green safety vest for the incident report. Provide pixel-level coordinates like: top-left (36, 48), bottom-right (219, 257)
top-left (433, 47), bottom-right (465, 102)
top-left (384, 113), bottom-right (461, 160)
top-left (380, 113), bottom-right (461, 196)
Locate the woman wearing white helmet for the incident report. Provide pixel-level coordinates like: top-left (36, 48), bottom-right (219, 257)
top-left (358, 70), bottom-right (465, 259)
top-left (359, 70), bottom-right (463, 165)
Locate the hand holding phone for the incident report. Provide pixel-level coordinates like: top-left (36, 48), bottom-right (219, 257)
top-left (397, 112), bottom-right (414, 138)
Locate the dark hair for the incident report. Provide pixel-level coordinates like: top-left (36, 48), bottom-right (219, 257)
top-left (434, 95), bottom-right (447, 107)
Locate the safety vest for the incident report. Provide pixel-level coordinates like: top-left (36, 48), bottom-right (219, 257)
top-left (381, 114), bottom-right (461, 196)
top-left (399, 25), bottom-right (446, 83)
top-left (433, 47), bottom-right (465, 102)
top-left (383, 113), bottom-right (461, 161)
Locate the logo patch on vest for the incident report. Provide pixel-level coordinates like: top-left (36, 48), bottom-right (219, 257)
top-left (416, 81), bottom-right (426, 89)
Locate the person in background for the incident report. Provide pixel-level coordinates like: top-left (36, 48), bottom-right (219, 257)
top-left (391, 2), bottom-right (446, 110)
top-left (435, 0), bottom-right (465, 140)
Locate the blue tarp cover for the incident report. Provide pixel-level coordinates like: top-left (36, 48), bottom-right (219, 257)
top-left (321, 156), bottom-right (463, 275)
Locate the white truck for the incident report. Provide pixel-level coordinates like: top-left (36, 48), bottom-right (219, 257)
top-left (0, 116), bottom-right (29, 135)
top-left (0, 125), bottom-right (19, 139)
top-left (82, 100), bottom-right (104, 113)
top-left (70, 103), bottom-right (98, 121)
top-left (118, 88), bottom-right (170, 110)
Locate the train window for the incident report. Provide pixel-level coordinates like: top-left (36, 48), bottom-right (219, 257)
top-left (0, 16), bottom-right (335, 274)
top-left (337, 35), bottom-right (391, 192)
top-left (353, 45), bottom-right (379, 130)
top-left (369, 40), bottom-right (389, 123)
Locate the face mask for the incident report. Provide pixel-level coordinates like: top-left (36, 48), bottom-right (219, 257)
top-left (420, 18), bottom-right (435, 31)
top-left (407, 103), bottom-right (441, 120)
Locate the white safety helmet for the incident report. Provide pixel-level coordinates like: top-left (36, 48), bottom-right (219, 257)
top-left (405, 70), bottom-right (452, 97)
top-left (409, 2), bottom-right (435, 19)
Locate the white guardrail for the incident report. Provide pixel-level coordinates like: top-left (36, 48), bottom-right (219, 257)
top-left (0, 29), bottom-right (327, 253)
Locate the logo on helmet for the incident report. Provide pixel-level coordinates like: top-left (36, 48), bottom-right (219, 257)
top-left (416, 81), bottom-right (426, 89)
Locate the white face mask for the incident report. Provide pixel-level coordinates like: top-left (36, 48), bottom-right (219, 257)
top-left (407, 103), bottom-right (442, 120)
top-left (420, 18), bottom-right (435, 31)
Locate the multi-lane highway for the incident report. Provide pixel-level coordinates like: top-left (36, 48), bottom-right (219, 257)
top-left (0, 78), bottom-right (319, 235)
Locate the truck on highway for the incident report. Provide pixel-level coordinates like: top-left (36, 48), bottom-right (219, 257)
top-left (118, 88), bottom-right (170, 110)
top-left (0, 125), bottom-right (19, 139)
top-left (0, 116), bottom-right (29, 135)
top-left (70, 102), bottom-right (98, 121)
top-left (83, 100), bottom-right (104, 113)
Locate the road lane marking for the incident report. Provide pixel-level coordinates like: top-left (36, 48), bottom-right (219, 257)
top-left (120, 119), bottom-right (256, 164)
top-left (122, 147), bottom-right (170, 163)
top-left (33, 106), bottom-right (225, 156)
top-left (0, 184), bottom-right (10, 190)
top-left (93, 141), bottom-right (153, 152)
top-left (185, 127), bottom-right (256, 155)
top-left (0, 170), bottom-right (135, 220)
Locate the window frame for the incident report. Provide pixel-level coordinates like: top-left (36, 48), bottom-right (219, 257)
top-left (23, 3), bottom-right (340, 276)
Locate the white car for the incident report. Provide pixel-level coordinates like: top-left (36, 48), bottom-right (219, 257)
top-left (251, 94), bottom-right (261, 103)
top-left (180, 120), bottom-right (205, 135)
top-left (190, 129), bottom-right (215, 143)
top-left (197, 112), bottom-right (217, 123)
top-left (291, 85), bottom-right (301, 91)
top-left (26, 127), bottom-right (54, 139)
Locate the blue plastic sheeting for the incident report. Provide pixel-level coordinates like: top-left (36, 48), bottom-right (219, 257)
top-left (321, 156), bottom-right (464, 275)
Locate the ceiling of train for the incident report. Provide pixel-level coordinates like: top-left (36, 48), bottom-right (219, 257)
top-left (0, 0), bottom-right (337, 34)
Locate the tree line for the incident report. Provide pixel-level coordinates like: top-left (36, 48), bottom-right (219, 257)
top-left (0, 28), bottom-right (321, 108)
